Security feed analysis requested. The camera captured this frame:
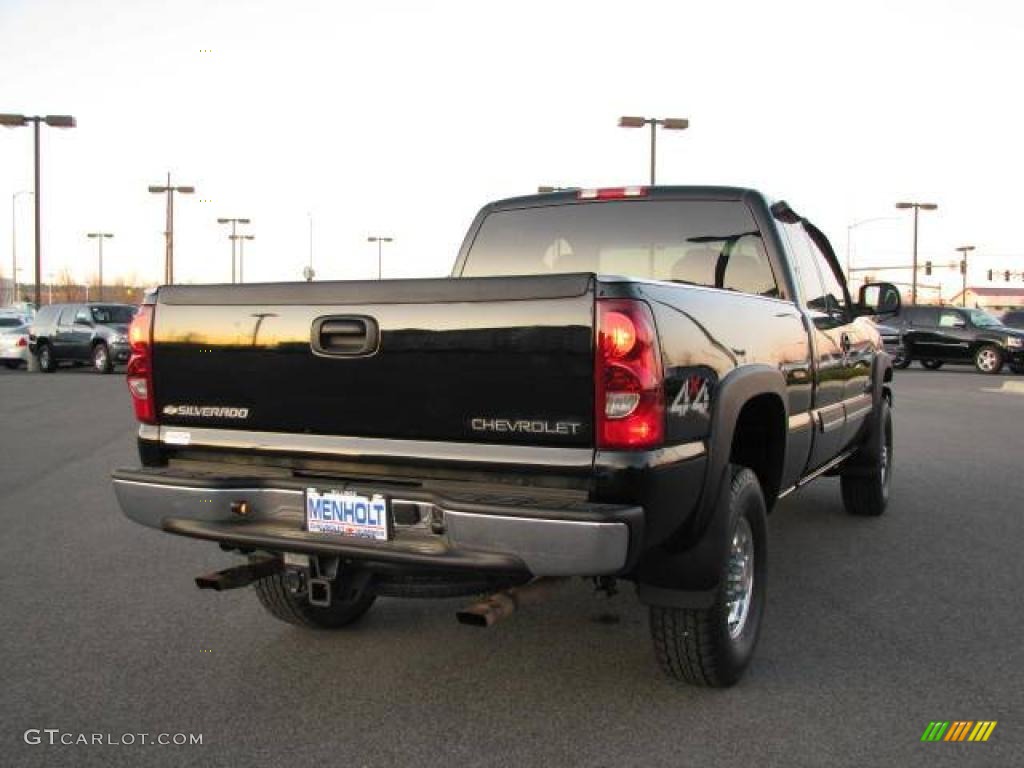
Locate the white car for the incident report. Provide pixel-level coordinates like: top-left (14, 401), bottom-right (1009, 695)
top-left (0, 317), bottom-right (31, 369)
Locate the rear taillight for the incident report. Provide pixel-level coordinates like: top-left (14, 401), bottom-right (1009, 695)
top-left (595, 299), bottom-right (664, 450)
top-left (126, 305), bottom-right (155, 424)
top-left (17, 337), bottom-right (27, 347)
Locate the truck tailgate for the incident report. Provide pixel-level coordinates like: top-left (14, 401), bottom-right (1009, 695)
top-left (151, 273), bottom-right (595, 447)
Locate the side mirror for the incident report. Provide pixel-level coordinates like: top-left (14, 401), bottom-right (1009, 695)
top-left (858, 282), bottom-right (901, 318)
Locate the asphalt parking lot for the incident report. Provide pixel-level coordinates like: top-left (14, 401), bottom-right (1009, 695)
top-left (1, 365), bottom-right (1021, 767)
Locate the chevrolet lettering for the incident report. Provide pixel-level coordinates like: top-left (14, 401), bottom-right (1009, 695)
top-left (470, 418), bottom-right (583, 436)
top-left (113, 185), bottom-right (898, 687)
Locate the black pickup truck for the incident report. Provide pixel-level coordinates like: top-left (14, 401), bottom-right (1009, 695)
top-left (112, 186), bottom-right (899, 687)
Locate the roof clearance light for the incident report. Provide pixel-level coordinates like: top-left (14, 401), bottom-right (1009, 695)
top-left (578, 186), bottom-right (648, 201)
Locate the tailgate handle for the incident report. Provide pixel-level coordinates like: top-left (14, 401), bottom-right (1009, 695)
top-left (311, 316), bottom-right (379, 357)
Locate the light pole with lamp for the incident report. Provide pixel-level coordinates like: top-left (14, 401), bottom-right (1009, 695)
top-left (0, 113), bottom-right (77, 310)
top-left (86, 232), bottom-right (113, 300)
top-left (845, 216), bottom-right (898, 282)
top-left (10, 190), bottom-right (32, 305)
top-left (618, 116), bottom-right (689, 184)
top-left (895, 201), bottom-right (938, 305)
top-left (367, 236), bottom-right (393, 280)
top-left (217, 217), bottom-right (251, 283)
top-left (231, 234), bottom-right (254, 283)
top-left (149, 174), bottom-right (195, 285)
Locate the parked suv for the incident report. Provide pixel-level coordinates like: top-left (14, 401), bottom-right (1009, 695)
top-left (890, 305), bottom-right (1024, 374)
top-left (1000, 309), bottom-right (1024, 330)
top-left (29, 303), bottom-right (137, 373)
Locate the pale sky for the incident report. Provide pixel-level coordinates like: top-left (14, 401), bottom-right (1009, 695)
top-left (2, 0), bottom-right (1023, 300)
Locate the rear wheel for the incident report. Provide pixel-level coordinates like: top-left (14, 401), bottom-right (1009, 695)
top-left (649, 466), bottom-right (767, 687)
top-left (92, 342), bottom-right (113, 374)
top-left (891, 350), bottom-right (911, 369)
top-left (841, 398), bottom-right (892, 517)
top-left (37, 343), bottom-right (56, 373)
top-left (254, 570), bottom-right (375, 629)
top-left (974, 345), bottom-right (1003, 375)
top-left (920, 359), bottom-right (943, 370)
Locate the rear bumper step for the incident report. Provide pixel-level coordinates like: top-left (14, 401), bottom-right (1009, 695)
top-left (112, 467), bottom-right (640, 577)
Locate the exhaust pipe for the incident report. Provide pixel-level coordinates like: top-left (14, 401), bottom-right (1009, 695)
top-left (195, 557), bottom-right (281, 591)
top-left (456, 577), bottom-right (568, 628)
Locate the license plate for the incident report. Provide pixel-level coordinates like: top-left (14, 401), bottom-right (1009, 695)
top-left (305, 489), bottom-right (390, 541)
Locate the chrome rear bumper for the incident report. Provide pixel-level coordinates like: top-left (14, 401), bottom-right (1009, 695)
top-left (111, 469), bottom-right (638, 577)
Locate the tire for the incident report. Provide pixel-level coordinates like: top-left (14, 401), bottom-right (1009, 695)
top-left (254, 571), bottom-right (375, 629)
top-left (37, 343), bottom-right (56, 373)
top-left (841, 397), bottom-right (893, 517)
top-left (920, 359), bottom-right (943, 370)
top-left (974, 345), bottom-right (1004, 375)
top-left (891, 352), bottom-right (911, 369)
top-left (649, 466), bottom-right (767, 688)
top-left (92, 342), bottom-right (113, 374)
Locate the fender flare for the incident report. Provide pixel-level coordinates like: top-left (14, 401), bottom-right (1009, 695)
top-left (636, 364), bottom-right (788, 608)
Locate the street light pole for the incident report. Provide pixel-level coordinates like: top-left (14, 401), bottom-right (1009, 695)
top-left (149, 173), bottom-right (195, 285)
top-left (618, 116), bottom-right (689, 185)
top-left (232, 234), bottom-right (254, 283)
top-left (10, 190), bottom-right (32, 305)
top-left (846, 216), bottom-right (898, 281)
top-left (956, 245), bottom-right (975, 307)
top-left (87, 232), bottom-right (113, 300)
top-left (0, 113), bottom-right (76, 309)
top-left (217, 218), bottom-right (251, 283)
top-left (895, 201), bottom-right (938, 305)
top-left (367, 236), bottom-right (393, 280)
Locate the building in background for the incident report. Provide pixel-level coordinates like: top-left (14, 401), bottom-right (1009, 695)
top-left (948, 286), bottom-right (1024, 311)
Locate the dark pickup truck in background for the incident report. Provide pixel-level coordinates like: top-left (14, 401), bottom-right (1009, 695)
top-left (113, 186), bottom-right (898, 686)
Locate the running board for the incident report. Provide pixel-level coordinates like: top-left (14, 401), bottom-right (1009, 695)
top-left (776, 448), bottom-right (856, 500)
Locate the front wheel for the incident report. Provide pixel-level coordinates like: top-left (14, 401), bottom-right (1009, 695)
top-left (649, 466), bottom-right (767, 687)
top-left (891, 351), bottom-right (912, 369)
top-left (974, 345), bottom-right (1003, 375)
top-left (92, 342), bottom-right (113, 374)
top-left (841, 397), bottom-right (893, 517)
top-left (255, 570), bottom-right (376, 629)
top-left (920, 359), bottom-right (943, 370)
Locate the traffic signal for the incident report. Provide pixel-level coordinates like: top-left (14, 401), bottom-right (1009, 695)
top-left (925, 261), bottom-right (933, 276)
top-left (988, 269), bottom-right (994, 281)
top-left (1006, 271), bottom-right (1012, 282)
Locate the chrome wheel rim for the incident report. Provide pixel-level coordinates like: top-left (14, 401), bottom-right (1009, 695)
top-left (725, 517), bottom-right (755, 640)
top-left (94, 346), bottom-right (107, 370)
top-left (880, 442), bottom-right (891, 498)
top-left (977, 349), bottom-right (997, 372)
